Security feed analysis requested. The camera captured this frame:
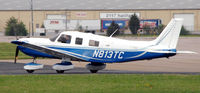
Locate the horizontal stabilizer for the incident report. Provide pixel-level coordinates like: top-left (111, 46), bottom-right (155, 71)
top-left (147, 50), bottom-right (176, 53)
top-left (176, 51), bottom-right (198, 54)
top-left (147, 50), bottom-right (197, 54)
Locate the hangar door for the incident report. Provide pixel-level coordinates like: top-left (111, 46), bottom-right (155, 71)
top-left (174, 13), bottom-right (194, 31)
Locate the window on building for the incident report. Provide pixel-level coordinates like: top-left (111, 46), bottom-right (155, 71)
top-left (75, 37), bottom-right (83, 45)
top-left (57, 34), bottom-right (71, 44)
top-left (36, 24), bottom-right (40, 28)
top-left (89, 40), bottom-right (99, 47)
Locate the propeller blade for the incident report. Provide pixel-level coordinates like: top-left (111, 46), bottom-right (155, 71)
top-left (14, 46), bottom-right (19, 64)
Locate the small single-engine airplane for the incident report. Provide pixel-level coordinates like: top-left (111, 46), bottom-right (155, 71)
top-left (11, 18), bottom-right (195, 73)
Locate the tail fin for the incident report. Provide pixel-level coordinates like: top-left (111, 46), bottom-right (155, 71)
top-left (153, 18), bottom-right (183, 49)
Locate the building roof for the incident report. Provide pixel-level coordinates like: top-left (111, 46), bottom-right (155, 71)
top-left (0, 0), bottom-right (200, 11)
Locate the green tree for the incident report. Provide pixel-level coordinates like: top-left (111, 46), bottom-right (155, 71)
top-left (16, 22), bottom-right (28, 36)
top-left (41, 24), bottom-right (45, 28)
top-left (5, 17), bottom-right (18, 36)
top-left (128, 14), bottom-right (140, 34)
top-left (157, 24), bottom-right (165, 34)
top-left (106, 21), bottom-right (120, 36)
top-left (180, 26), bottom-right (190, 35)
top-left (5, 17), bottom-right (27, 36)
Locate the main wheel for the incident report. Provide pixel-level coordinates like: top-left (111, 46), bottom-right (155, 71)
top-left (90, 70), bottom-right (98, 73)
top-left (56, 70), bottom-right (64, 73)
top-left (26, 70), bottom-right (34, 73)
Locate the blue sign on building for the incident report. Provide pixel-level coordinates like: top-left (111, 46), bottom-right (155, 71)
top-left (101, 20), bottom-right (126, 29)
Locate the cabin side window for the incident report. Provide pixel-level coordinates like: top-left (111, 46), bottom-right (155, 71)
top-left (75, 37), bottom-right (83, 45)
top-left (57, 34), bottom-right (71, 44)
top-left (89, 40), bottom-right (99, 47)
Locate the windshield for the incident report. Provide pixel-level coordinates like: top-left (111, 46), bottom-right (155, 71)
top-left (57, 34), bottom-right (71, 44)
top-left (49, 34), bottom-right (60, 42)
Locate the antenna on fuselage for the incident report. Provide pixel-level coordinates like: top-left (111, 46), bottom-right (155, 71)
top-left (109, 29), bottom-right (119, 37)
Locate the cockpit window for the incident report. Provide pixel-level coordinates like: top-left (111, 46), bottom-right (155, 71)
top-left (57, 34), bottom-right (71, 44)
top-left (49, 34), bottom-right (60, 42)
top-left (89, 40), bottom-right (99, 47)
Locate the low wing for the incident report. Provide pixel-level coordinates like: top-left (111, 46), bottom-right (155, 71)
top-left (11, 41), bottom-right (85, 61)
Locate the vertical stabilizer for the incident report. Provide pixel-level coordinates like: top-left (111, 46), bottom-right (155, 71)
top-left (153, 18), bottom-right (183, 49)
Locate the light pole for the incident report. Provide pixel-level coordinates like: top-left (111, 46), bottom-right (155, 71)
top-left (30, 0), bottom-right (34, 36)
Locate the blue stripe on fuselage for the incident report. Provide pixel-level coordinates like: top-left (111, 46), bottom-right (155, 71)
top-left (18, 45), bottom-right (176, 63)
top-left (48, 46), bottom-right (176, 63)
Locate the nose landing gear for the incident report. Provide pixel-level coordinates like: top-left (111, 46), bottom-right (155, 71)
top-left (24, 58), bottom-right (43, 73)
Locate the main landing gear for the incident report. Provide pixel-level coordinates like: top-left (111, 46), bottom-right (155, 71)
top-left (52, 61), bottom-right (74, 74)
top-left (86, 62), bottom-right (106, 73)
top-left (52, 58), bottom-right (74, 74)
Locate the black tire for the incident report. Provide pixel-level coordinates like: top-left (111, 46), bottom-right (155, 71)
top-left (90, 70), bottom-right (98, 73)
top-left (26, 70), bottom-right (34, 73)
top-left (56, 70), bottom-right (64, 73)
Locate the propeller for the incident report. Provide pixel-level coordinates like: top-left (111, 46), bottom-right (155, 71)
top-left (14, 46), bottom-right (19, 64)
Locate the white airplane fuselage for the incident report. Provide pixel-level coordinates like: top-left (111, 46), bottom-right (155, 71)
top-left (12, 18), bottom-right (183, 63)
top-left (15, 31), bottom-right (174, 63)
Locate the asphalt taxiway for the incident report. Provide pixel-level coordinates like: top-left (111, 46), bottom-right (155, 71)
top-left (0, 62), bottom-right (126, 75)
top-left (0, 61), bottom-right (200, 75)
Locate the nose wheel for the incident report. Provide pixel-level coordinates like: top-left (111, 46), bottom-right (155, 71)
top-left (24, 58), bottom-right (43, 73)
